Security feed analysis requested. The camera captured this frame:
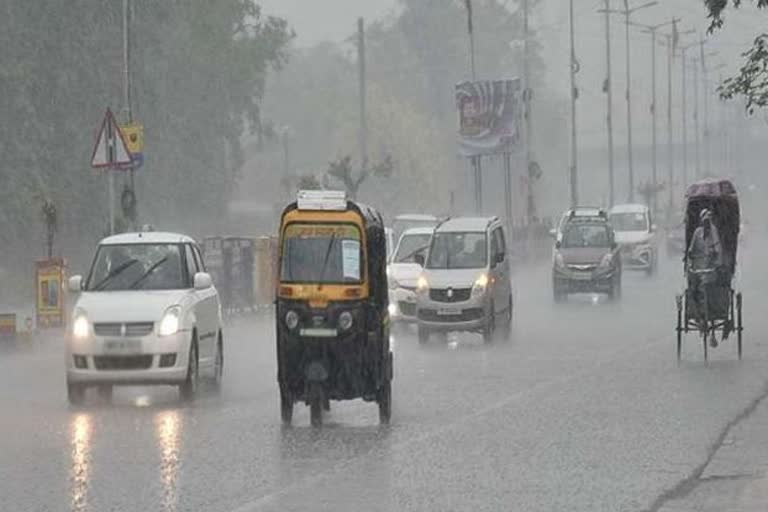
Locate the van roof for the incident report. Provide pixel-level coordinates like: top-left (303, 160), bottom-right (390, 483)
top-left (100, 232), bottom-right (196, 245)
top-left (435, 217), bottom-right (498, 233)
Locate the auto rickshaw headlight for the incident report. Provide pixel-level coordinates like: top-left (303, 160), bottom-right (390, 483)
top-left (338, 311), bottom-right (354, 331)
top-left (285, 310), bottom-right (300, 330)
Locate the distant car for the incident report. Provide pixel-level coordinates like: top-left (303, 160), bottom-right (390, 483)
top-left (550, 206), bottom-right (607, 242)
top-left (608, 204), bottom-right (658, 275)
top-left (392, 214), bottom-right (440, 242)
top-left (65, 231), bottom-right (223, 405)
top-left (666, 213), bottom-right (686, 257)
top-left (387, 227), bottom-right (434, 324)
top-left (552, 211), bottom-right (622, 302)
top-left (416, 217), bottom-right (513, 344)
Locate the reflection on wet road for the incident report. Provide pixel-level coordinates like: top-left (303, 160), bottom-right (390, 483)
top-left (3, 240), bottom-right (768, 511)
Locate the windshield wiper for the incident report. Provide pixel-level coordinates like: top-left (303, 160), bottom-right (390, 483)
top-left (92, 259), bottom-right (139, 291)
top-left (317, 233), bottom-right (337, 289)
top-left (398, 245), bottom-right (429, 263)
top-left (127, 257), bottom-right (169, 290)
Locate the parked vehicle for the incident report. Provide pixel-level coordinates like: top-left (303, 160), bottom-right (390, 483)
top-left (552, 210), bottom-right (622, 302)
top-left (65, 231), bottom-right (223, 405)
top-left (608, 204), bottom-right (658, 275)
top-left (276, 191), bottom-right (392, 426)
top-left (415, 217), bottom-right (512, 344)
top-left (388, 227), bottom-right (434, 325)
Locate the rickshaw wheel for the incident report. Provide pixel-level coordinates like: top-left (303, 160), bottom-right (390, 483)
top-left (737, 292), bottom-right (743, 360)
top-left (676, 295), bottom-right (683, 364)
top-left (378, 379), bottom-right (392, 425)
top-left (280, 391), bottom-right (293, 426)
top-left (309, 383), bottom-right (323, 427)
top-left (702, 330), bottom-right (709, 366)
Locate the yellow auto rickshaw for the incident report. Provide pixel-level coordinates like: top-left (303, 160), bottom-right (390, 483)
top-left (276, 191), bottom-right (392, 426)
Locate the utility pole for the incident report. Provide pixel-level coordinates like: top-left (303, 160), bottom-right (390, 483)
top-left (522, 0), bottom-right (533, 221)
top-left (357, 18), bottom-right (368, 170)
top-left (693, 56), bottom-right (701, 178)
top-left (681, 45), bottom-right (689, 190)
top-left (665, 29), bottom-right (674, 215)
top-left (602, 0), bottom-right (615, 207)
top-left (464, 1), bottom-right (482, 213)
top-left (600, 1), bottom-right (657, 203)
top-left (569, 0), bottom-right (579, 207)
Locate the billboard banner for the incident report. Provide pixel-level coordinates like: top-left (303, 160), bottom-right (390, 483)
top-left (36, 258), bottom-right (66, 329)
top-left (456, 79), bottom-right (523, 157)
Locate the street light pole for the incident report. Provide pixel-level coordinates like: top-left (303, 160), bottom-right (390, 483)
top-left (693, 56), bottom-right (701, 178)
top-left (569, 0), bottom-right (579, 207)
top-left (600, 1), bottom-right (657, 203)
top-left (681, 46), bottom-right (689, 190)
top-left (603, 0), bottom-right (615, 207)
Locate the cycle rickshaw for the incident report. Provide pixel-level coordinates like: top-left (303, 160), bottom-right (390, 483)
top-left (675, 178), bottom-right (743, 364)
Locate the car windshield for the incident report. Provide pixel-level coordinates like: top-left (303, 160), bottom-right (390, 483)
top-left (561, 224), bottom-right (612, 248)
top-left (281, 223), bottom-right (363, 284)
top-left (393, 233), bottom-right (432, 263)
top-left (426, 232), bottom-right (487, 269)
top-left (86, 243), bottom-right (185, 291)
top-left (610, 212), bottom-right (648, 232)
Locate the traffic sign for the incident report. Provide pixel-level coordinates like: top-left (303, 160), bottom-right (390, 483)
top-left (120, 122), bottom-right (144, 154)
top-left (91, 108), bottom-right (133, 169)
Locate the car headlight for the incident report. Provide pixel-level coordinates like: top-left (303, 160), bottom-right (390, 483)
top-left (285, 310), bottom-right (300, 330)
top-left (159, 306), bottom-right (182, 337)
top-left (72, 312), bottom-right (90, 339)
top-left (416, 275), bottom-right (429, 294)
top-left (599, 254), bottom-right (613, 268)
top-left (338, 311), bottom-right (353, 331)
top-left (471, 273), bottom-right (489, 297)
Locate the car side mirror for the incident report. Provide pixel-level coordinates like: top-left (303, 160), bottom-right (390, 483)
top-left (68, 275), bottom-right (83, 293)
top-left (194, 272), bottom-right (213, 290)
top-left (495, 252), bottom-right (505, 264)
top-left (554, 240), bottom-right (561, 249)
top-left (414, 253), bottom-right (425, 267)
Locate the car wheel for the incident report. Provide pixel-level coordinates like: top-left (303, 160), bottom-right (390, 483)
top-left (67, 382), bottom-right (85, 406)
top-left (210, 334), bottom-right (223, 391)
top-left (482, 306), bottom-right (495, 344)
top-left (97, 384), bottom-right (113, 403)
top-left (309, 382), bottom-right (323, 427)
top-left (417, 325), bottom-right (430, 345)
top-left (180, 338), bottom-right (199, 402)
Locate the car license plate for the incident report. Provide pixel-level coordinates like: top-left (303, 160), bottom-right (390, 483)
top-left (104, 339), bottom-right (141, 353)
top-left (300, 328), bottom-right (338, 338)
top-left (572, 272), bottom-right (593, 281)
top-left (437, 307), bottom-right (461, 316)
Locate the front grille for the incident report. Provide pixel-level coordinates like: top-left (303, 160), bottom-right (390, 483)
top-left (93, 355), bottom-right (153, 370)
top-left (418, 308), bottom-right (484, 323)
top-left (567, 264), bottom-right (597, 271)
top-left (429, 287), bottom-right (472, 303)
top-left (398, 301), bottom-right (416, 317)
top-left (93, 322), bottom-right (154, 337)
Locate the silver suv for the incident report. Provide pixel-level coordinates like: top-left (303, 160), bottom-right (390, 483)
top-left (415, 217), bottom-right (513, 344)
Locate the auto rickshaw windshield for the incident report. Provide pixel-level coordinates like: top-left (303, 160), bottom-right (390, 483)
top-left (280, 223), bottom-right (363, 284)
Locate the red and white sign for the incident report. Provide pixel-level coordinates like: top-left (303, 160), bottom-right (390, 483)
top-left (91, 108), bottom-right (133, 168)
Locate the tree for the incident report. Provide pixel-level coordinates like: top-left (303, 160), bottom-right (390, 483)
top-left (705, 1), bottom-right (768, 110)
top-left (323, 155), bottom-right (393, 200)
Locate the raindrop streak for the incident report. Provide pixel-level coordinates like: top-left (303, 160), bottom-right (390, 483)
top-left (156, 410), bottom-right (182, 512)
top-left (70, 414), bottom-right (92, 512)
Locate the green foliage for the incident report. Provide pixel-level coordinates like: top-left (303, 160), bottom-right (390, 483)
top-left (705, 0), bottom-right (768, 109)
top-left (0, 1), bottom-right (291, 284)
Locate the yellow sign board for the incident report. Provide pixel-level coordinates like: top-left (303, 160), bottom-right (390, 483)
top-left (36, 258), bottom-right (66, 329)
top-left (0, 314), bottom-right (15, 338)
top-left (120, 122), bottom-right (144, 154)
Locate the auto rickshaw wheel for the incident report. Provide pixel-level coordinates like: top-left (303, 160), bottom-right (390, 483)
top-left (417, 325), bottom-right (430, 345)
top-left (280, 390), bottom-right (293, 426)
top-left (378, 379), bottom-right (392, 425)
top-left (309, 383), bottom-right (323, 427)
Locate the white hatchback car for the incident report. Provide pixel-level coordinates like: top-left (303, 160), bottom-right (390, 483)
top-left (608, 204), bottom-right (658, 275)
top-left (388, 227), bottom-right (434, 324)
top-left (66, 232), bottom-right (223, 404)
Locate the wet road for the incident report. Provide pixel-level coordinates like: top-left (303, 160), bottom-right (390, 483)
top-left (4, 239), bottom-right (768, 512)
